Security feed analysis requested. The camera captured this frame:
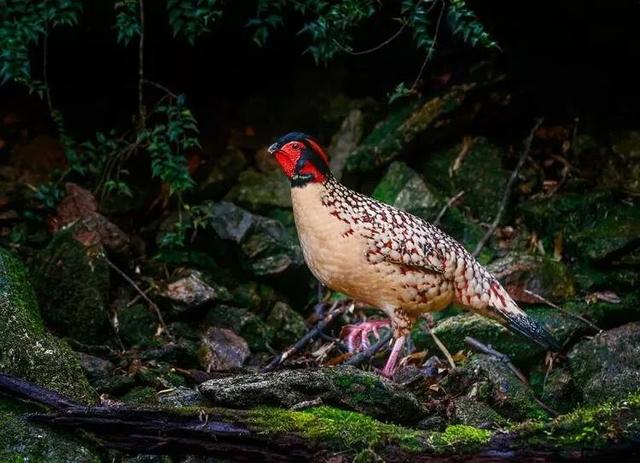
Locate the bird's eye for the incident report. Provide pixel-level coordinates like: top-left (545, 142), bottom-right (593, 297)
top-left (291, 142), bottom-right (302, 150)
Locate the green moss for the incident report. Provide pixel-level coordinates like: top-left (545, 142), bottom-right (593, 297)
top-left (514, 392), bottom-right (640, 449)
top-left (248, 406), bottom-right (425, 452)
top-left (120, 386), bottom-right (159, 405)
top-left (0, 398), bottom-right (100, 462)
top-left (31, 228), bottom-right (110, 343)
top-left (119, 303), bottom-right (158, 347)
top-left (428, 425), bottom-right (492, 454)
top-left (225, 169), bottom-right (291, 211)
top-left (0, 247), bottom-right (97, 404)
top-left (205, 304), bottom-right (274, 351)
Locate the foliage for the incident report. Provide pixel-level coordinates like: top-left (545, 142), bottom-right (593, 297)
top-left (447, 0), bottom-right (498, 49)
top-left (0, 0), bottom-right (81, 84)
top-left (114, 0), bottom-right (140, 46)
top-left (167, 0), bottom-right (222, 44)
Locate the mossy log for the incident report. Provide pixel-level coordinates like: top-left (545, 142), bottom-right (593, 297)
top-left (2, 372), bottom-right (640, 462)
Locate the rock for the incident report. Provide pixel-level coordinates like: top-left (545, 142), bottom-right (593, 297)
top-left (520, 190), bottom-right (640, 261)
top-left (159, 269), bottom-right (231, 312)
top-left (372, 162), bottom-right (440, 220)
top-left (443, 354), bottom-right (547, 421)
top-left (49, 182), bottom-right (129, 254)
top-left (568, 321), bottom-right (640, 405)
top-left (421, 137), bottom-right (509, 223)
top-left (598, 130), bottom-right (640, 195)
top-left (486, 251), bottom-right (575, 303)
top-left (328, 109), bottom-right (364, 180)
top-left (225, 169), bottom-right (291, 212)
top-left (202, 201), bottom-right (303, 276)
top-left (140, 339), bottom-right (200, 367)
top-left (120, 386), bottom-right (159, 405)
top-left (345, 84), bottom-right (478, 173)
top-left (0, 398), bottom-right (100, 462)
top-left (118, 304), bottom-right (158, 348)
top-left (198, 147), bottom-right (247, 197)
top-left (77, 352), bottom-right (135, 394)
top-left (0, 247), bottom-right (96, 403)
top-left (205, 305), bottom-right (274, 351)
top-left (198, 327), bottom-right (250, 371)
top-left (157, 386), bottom-right (205, 408)
top-left (450, 396), bottom-right (505, 428)
top-left (266, 301), bottom-right (307, 347)
top-left (77, 352), bottom-right (115, 383)
top-left (199, 366), bottom-right (425, 424)
top-left (612, 130), bottom-right (640, 159)
top-left (31, 227), bottom-right (111, 344)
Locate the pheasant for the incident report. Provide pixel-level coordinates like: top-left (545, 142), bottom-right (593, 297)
top-left (269, 132), bottom-right (560, 376)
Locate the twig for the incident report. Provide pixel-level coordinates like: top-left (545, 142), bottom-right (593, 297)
top-left (333, 22), bottom-right (407, 56)
top-left (523, 289), bottom-right (601, 333)
top-left (143, 79), bottom-right (178, 99)
top-left (103, 255), bottom-right (173, 340)
top-left (472, 118), bottom-right (544, 257)
top-left (433, 190), bottom-right (465, 226)
top-left (410, 0), bottom-right (445, 91)
top-left (262, 302), bottom-right (347, 372)
top-left (431, 329), bottom-right (456, 370)
top-left (344, 331), bottom-right (392, 367)
top-left (465, 336), bottom-right (558, 417)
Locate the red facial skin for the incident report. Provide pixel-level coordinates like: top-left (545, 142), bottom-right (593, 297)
top-left (273, 140), bottom-right (329, 184)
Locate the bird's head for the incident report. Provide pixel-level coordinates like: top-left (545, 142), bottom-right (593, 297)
top-left (268, 132), bottom-right (331, 187)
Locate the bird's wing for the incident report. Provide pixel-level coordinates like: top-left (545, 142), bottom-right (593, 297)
top-left (367, 221), bottom-right (446, 274)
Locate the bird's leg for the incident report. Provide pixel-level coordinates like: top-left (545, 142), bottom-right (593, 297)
top-left (340, 319), bottom-right (391, 352)
top-left (381, 335), bottom-right (406, 378)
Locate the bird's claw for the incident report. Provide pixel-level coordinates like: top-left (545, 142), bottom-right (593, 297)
top-left (340, 319), bottom-right (391, 352)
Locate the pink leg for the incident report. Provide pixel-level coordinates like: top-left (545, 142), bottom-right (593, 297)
top-left (381, 335), bottom-right (406, 378)
top-left (340, 319), bottom-right (391, 352)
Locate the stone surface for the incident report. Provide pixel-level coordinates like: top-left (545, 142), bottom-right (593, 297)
top-left (328, 109), bottom-right (364, 180)
top-left (0, 247), bottom-right (96, 404)
top-left (266, 301), bottom-right (307, 348)
top-left (31, 227), bottom-right (111, 343)
top-left (0, 398), bottom-right (100, 463)
top-left (199, 366), bottom-right (425, 424)
top-left (199, 327), bottom-right (250, 371)
top-left (225, 168), bottom-right (291, 211)
top-left (345, 84), bottom-right (477, 173)
top-left (372, 161), bottom-right (440, 221)
top-left (443, 354), bottom-right (547, 421)
top-left (160, 269), bottom-right (231, 312)
top-left (205, 304), bottom-right (274, 352)
top-left (450, 396), bottom-right (505, 428)
top-left (118, 304), bottom-right (158, 348)
top-left (568, 321), bottom-right (640, 405)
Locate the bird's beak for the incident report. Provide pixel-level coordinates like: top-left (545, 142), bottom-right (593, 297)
top-left (268, 142), bottom-right (280, 155)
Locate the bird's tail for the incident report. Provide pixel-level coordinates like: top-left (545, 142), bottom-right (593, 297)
top-left (481, 280), bottom-right (561, 351)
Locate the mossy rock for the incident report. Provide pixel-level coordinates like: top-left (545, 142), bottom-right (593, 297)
top-left (421, 137), bottom-right (509, 223)
top-left (372, 161), bottom-right (440, 220)
top-left (512, 391), bottom-right (640, 451)
top-left (199, 366), bottom-right (425, 424)
top-left (487, 251), bottom-right (575, 302)
top-left (0, 398), bottom-right (101, 463)
top-left (31, 228), bottom-right (110, 343)
top-left (345, 84), bottom-right (477, 173)
top-left (450, 396), bottom-right (506, 428)
top-left (519, 190), bottom-right (640, 261)
top-left (198, 146), bottom-right (247, 198)
top-left (205, 304), bottom-right (274, 351)
top-left (266, 301), bottom-right (307, 348)
top-left (247, 405), bottom-right (491, 455)
top-left (0, 247), bottom-right (96, 404)
top-left (225, 169), bottom-right (291, 212)
top-left (567, 322), bottom-right (640, 405)
top-left (443, 354), bottom-right (548, 421)
top-left (118, 304), bottom-right (159, 348)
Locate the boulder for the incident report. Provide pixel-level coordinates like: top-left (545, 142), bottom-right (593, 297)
top-left (266, 301), bottom-right (307, 348)
top-left (205, 304), bottom-right (274, 352)
top-left (568, 321), bottom-right (640, 405)
top-left (31, 227), bottom-right (111, 343)
top-left (199, 366), bottom-right (425, 424)
top-left (159, 269), bottom-right (231, 313)
top-left (0, 247), bottom-right (96, 403)
top-left (225, 169), bottom-right (291, 212)
top-left (372, 161), bottom-right (440, 220)
top-left (443, 354), bottom-right (548, 421)
top-left (198, 327), bottom-right (250, 371)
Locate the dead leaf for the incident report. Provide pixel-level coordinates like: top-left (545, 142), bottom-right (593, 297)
top-left (585, 291), bottom-right (621, 304)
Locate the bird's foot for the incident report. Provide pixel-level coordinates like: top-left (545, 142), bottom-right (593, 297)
top-left (340, 319), bottom-right (391, 352)
top-left (380, 335), bottom-right (406, 378)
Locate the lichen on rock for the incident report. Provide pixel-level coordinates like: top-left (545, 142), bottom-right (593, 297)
top-left (0, 247), bottom-right (96, 404)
